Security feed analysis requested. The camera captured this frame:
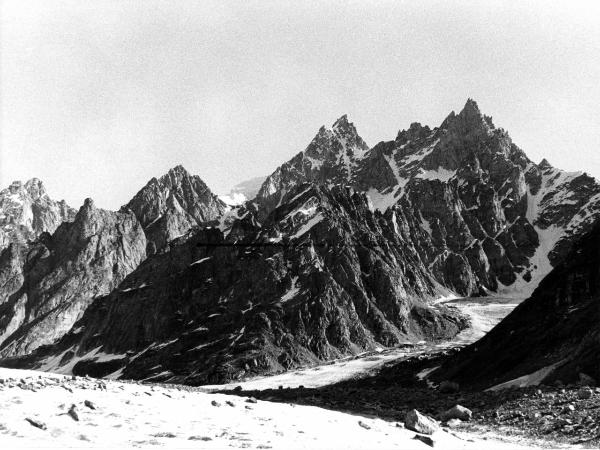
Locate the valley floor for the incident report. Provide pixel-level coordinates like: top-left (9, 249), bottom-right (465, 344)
top-left (203, 296), bottom-right (520, 392)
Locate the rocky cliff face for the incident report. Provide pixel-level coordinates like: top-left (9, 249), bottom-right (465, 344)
top-left (0, 199), bottom-right (146, 357)
top-left (9, 184), bottom-right (467, 384)
top-left (0, 179), bottom-right (76, 250)
top-left (122, 165), bottom-right (227, 254)
top-left (256, 100), bottom-right (600, 297)
top-left (434, 221), bottom-right (600, 389)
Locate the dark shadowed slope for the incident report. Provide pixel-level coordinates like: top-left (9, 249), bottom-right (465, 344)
top-left (434, 221), bottom-right (600, 389)
top-left (5, 184), bottom-right (467, 384)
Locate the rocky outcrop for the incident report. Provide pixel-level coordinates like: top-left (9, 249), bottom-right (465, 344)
top-left (255, 99), bottom-right (600, 297)
top-left (434, 221), bottom-right (600, 389)
top-left (0, 179), bottom-right (76, 250)
top-left (0, 199), bottom-right (146, 357)
top-left (122, 165), bottom-right (227, 254)
top-left (8, 184), bottom-right (467, 384)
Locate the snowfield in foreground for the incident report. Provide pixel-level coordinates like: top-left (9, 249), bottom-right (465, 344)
top-left (0, 367), bottom-right (545, 450)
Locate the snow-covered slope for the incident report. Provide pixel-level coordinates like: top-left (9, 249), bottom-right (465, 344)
top-left (0, 367), bottom-right (539, 449)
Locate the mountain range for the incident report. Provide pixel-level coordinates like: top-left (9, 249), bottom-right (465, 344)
top-left (1, 99), bottom-right (599, 385)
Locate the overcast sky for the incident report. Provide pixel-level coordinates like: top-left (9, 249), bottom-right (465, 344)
top-left (1, 0), bottom-right (599, 209)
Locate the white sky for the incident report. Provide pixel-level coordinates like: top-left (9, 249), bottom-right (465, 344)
top-left (1, 0), bottom-right (599, 209)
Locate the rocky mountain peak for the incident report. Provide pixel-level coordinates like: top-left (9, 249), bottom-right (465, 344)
top-left (164, 164), bottom-right (191, 182)
top-left (310, 115), bottom-right (368, 153)
top-left (122, 167), bottom-right (226, 253)
top-left (23, 178), bottom-right (47, 200)
top-left (331, 114), bottom-right (352, 132)
top-left (439, 98), bottom-right (491, 136)
top-left (0, 178), bottom-right (76, 250)
top-left (538, 158), bottom-right (553, 170)
top-left (461, 97), bottom-right (482, 116)
top-left (81, 197), bottom-right (95, 209)
top-left (255, 115), bottom-right (371, 217)
top-left (331, 114), bottom-right (367, 147)
top-left (396, 122), bottom-right (432, 143)
top-left (77, 198), bottom-right (97, 221)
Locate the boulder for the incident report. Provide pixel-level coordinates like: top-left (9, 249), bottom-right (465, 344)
top-left (441, 405), bottom-right (472, 421)
top-left (25, 417), bottom-right (47, 430)
top-left (404, 409), bottom-right (439, 435)
top-left (413, 434), bottom-right (435, 447)
top-left (578, 387), bottom-right (593, 399)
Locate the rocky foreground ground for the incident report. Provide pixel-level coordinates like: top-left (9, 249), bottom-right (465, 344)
top-left (224, 353), bottom-right (600, 449)
top-left (0, 366), bottom-right (544, 449)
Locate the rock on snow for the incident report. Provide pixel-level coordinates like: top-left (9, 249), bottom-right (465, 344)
top-left (0, 367), bottom-right (538, 449)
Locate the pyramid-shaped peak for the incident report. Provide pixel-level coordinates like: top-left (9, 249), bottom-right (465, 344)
top-left (539, 158), bottom-right (553, 169)
top-left (76, 197), bottom-right (97, 221)
top-left (311, 114), bottom-right (367, 148)
top-left (166, 164), bottom-right (190, 177)
top-left (332, 115), bottom-right (362, 136)
top-left (333, 114), bottom-right (350, 128)
top-left (82, 197), bottom-right (96, 209)
top-left (440, 98), bottom-right (491, 133)
top-left (458, 98), bottom-right (483, 119)
top-left (158, 165), bottom-right (200, 187)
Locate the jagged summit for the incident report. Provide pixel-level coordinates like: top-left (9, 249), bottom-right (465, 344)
top-left (461, 97), bottom-right (482, 116)
top-left (122, 166), bottom-right (226, 253)
top-left (255, 114), bottom-right (370, 214)
top-left (165, 164), bottom-right (190, 178)
top-left (254, 98), bottom-right (600, 299)
top-left (539, 158), bottom-right (553, 169)
top-left (396, 122), bottom-right (432, 142)
top-left (331, 114), bottom-right (355, 133)
top-left (314, 115), bottom-right (365, 145)
top-left (438, 98), bottom-right (492, 135)
top-left (332, 113), bottom-right (348, 126)
top-left (0, 178), bottom-right (76, 249)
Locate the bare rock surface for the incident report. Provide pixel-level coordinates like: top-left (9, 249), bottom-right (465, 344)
top-left (6, 184), bottom-right (467, 384)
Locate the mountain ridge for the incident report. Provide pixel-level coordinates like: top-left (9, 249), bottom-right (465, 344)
top-left (2, 99), bottom-right (600, 385)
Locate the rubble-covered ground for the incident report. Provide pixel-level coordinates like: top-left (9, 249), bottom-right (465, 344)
top-left (228, 352), bottom-right (598, 449)
top-left (0, 367), bottom-right (543, 449)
